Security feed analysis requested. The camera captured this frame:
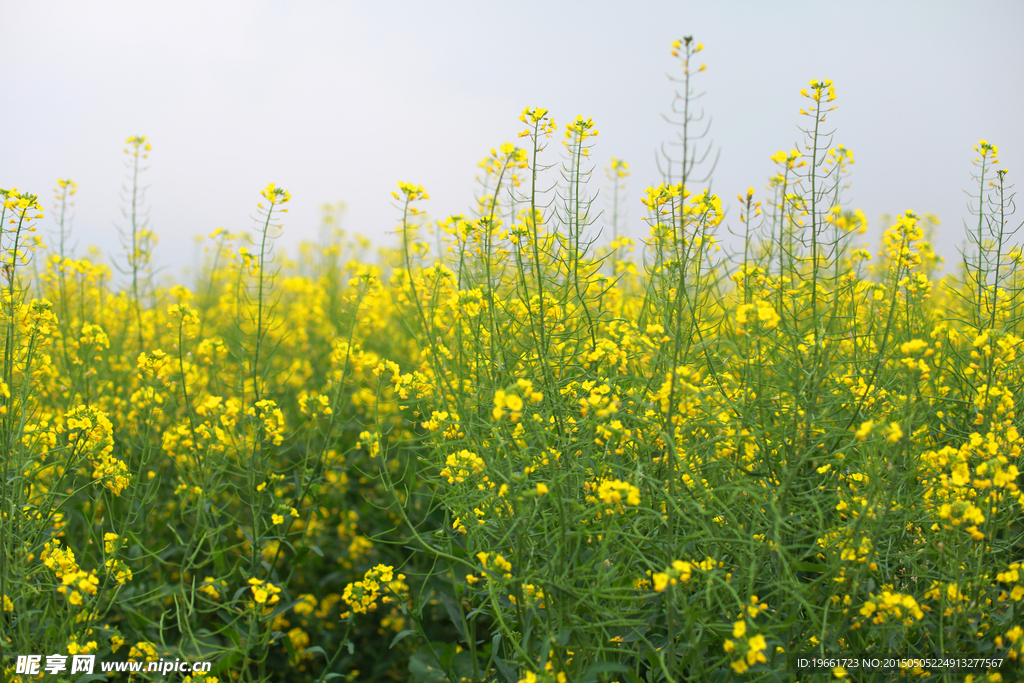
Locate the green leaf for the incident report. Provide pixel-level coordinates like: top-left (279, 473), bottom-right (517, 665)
top-left (439, 641), bottom-right (458, 669)
top-left (491, 633), bottom-right (518, 683)
top-left (581, 661), bottom-right (630, 683)
top-left (494, 657), bottom-right (518, 683)
top-left (390, 628), bottom-right (418, 649)
top-left (282, 630), bottom-right (297, 661)
top-left (409, 650), bottom-right (448, 683)
top-left (440, 592), bottom-right (467, 641)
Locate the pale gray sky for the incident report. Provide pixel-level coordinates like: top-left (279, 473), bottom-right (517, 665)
top-left (3, 0), bottom-right (1022, 280)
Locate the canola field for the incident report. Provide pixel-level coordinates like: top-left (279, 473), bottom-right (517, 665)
top-left (1, 38), bottom-right (1021, 683)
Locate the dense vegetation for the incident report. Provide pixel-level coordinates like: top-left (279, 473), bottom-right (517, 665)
top-left (1, 37), bottom-right (1021, 683)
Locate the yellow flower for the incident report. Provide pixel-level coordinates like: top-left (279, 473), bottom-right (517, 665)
top-left (199, 578), bottom-right (222, 600)
top-left (735, 299), bottom-right (780, 333)
top-left (594, 478), bottom-right (640, 510)
top-left (128, 641), bottom-right (160, 662)
top-left (746, 634), bottom-right (768, 666)
top-left (103, 533), bottom-right (120, 554)
top-left (730, 659), bottom-right (750, 674)
top-left (884, 422), bottom-right (903, 443)
top-left (900, 339), bottom-right (928, 355)
top-left (855, 420), bottom-right (874, 441)
top-left (440, 450), bottom-right (486, 484)
top-left (249, 578), bottom-right (281, 606)
top-left (288, 627), bottom-right (310, 651)
top-left (260, 183), bottom-right (291, 205)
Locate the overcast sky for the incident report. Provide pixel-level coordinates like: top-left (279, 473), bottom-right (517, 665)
top-left (3, 0), bottom-right (1022, 282)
